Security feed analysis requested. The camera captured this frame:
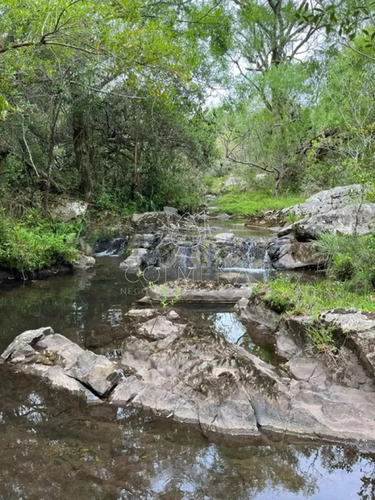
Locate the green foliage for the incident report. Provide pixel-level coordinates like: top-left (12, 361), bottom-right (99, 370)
top-left (305, 321), bottom-right (339, 354)
top-left (212, 191), bottom-right (304, 216)
top-left (0, 211), bottom-right (78, 273)
top-left (203, 176), bottom-right (227, 195)
top-left (331, 253), bottom-right (355, 281)
top-left (261, 276), bottom-right (375, 317)
top-left (159, 284), bottom-right (181, 309)
top-left (316, 233), bottom-right (375, 293)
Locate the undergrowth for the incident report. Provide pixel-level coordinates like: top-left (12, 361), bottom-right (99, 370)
top-left (315, 233), bottom-right (375, 293)
top-left (260, 276), bottom-right (375, 317)
top-left (0, 210), bottom-right (80, 273)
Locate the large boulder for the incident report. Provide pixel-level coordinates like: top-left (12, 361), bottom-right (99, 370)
top-left (266, 236), bottom-right (325, 270)
top-left (119, 248), bottom-right (148, 271)
top-left (290, 203), bottom-right (375, 239)
top-left (265, 186), bottom-right (375, 270)
top-left (52, 200), bottom-right (88, 221)
top-left (285, 184), bottom-right (365, 219)
top-left (1, 327), bottom-right (122, 401)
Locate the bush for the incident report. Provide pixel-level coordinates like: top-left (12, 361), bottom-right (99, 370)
top-left (0, 211), bottom-right (79, 273)
top-left (331, 253), bottom-right (355, 281)
top-left (316, 233), bottom-right (375, 293)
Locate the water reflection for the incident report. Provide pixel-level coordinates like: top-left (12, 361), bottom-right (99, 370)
top-left (1, 365), bottom-right (375, 499)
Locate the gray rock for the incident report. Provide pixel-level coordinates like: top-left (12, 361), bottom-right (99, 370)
top-left (320, 309), bottom-right (375, 377)
top-left (286, 355), bottom-right (329, 386)
top-left (72, 254), bottom-right (96, 271)
top-left (284, 184), bottom-right (364, 220)
top-left (129, 212), bottom-right (178, 231)
top-left (127, 308), bottom-right (156, 318)
top-left (108, 314), bottom-right (375, 445)
top-left (119, 248), bottom-right (148, 271)
top-left (214, 232), bottom-right (235, 241)
top-left (291, 203), bottom-right (375, 239)
top-left (267, 236), bottom-right (324, 270)
top-left (38, 334), bottom-right (122, 396)
top-left (140, 280), bottom-right (255, 304)
top-left (52, 200), bottom-right (88, 221)
top-left (78, 238), bottom-right (93, 256)
top-left (24, 364), bottom-right (101, 403)
top-left (4, 314), bottom-right (375, 447)
top-left (1, 328), bottom-right (121, 400)
top-left (1, 326), bottom-right (53, 362)
top-left (238, 294), bottom-right (281, 330)
top-left (166, 310), bottom-right (180, 320)
top-left (263, 186), bottom-right (375, 270)
top-left (138, 315), bottom-right (186, 340)
top-left (130, 233), bottom-right (161, 249)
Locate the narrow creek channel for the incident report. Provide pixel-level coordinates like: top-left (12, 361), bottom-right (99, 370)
top-left (1, 224), bottom-right (375, 499)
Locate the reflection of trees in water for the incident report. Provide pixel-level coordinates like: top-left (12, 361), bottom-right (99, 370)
top-left (320, 445), bottom-right (375, 500)
top-left (2, 367), bottom-right (375, 499)
top-left (0, 262), bottom-right (137, 351)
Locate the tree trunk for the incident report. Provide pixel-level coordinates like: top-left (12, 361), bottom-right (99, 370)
top-left (72, 103), bottom-right (92, 200)
top-left (43, 98), bottom-right (62, 214)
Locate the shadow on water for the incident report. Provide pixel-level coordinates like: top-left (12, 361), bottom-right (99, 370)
top-left (0, 257), bottom-right (374, 499)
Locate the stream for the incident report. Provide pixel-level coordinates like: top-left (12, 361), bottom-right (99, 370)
top-left (1, 221), bottom-right (375, 499)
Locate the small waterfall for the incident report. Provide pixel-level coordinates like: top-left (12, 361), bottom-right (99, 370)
top-left (205, 243), bottom-right (216, 268)
top-left (94, 237), bottom-right (128, 257)
top-left (263, 249), bottom-right (272, 269)
top-left (262, 249), bottom-right (273, 282)
top-left (243, 238), bottom-right (257, 268)
top-left (176, 245), bottom-right (193, 268)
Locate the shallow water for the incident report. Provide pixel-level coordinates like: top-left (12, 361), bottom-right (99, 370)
top-left (205, 219), bottom-right (276, 239)
top-left (1, 259), bottom-right (375, 499)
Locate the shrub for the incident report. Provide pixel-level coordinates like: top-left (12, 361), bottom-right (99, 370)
top-left (315, 233), bottom-right (375, 293)
top-left (0, 211), bottom-right (79, 273)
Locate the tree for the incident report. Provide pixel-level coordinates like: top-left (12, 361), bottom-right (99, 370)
top-left (218, 0), bottom-right (324, 193)
top-left (0, 0), bottom-right (225, 209)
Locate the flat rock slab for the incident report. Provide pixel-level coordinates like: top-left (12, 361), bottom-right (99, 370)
top-left (140, 280), bottom-right (255, 304)
top-left (108, 316), bottom-right (375, 447)
top-left (3, 314), bottom-right (375, 448)
top-left (127, 308), bottom-right (157, 319)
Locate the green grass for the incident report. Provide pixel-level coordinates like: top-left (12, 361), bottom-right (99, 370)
top-left (259, 276), bottom-right (375, 317)
top-left (211, 191), bottom-right (305, 216)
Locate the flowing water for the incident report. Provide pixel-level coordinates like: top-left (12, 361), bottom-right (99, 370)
top-left (0, 252), bottom-right (375, 498)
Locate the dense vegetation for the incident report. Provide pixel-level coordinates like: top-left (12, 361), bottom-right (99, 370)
top-left (1, 0), bottom-right (375, 277)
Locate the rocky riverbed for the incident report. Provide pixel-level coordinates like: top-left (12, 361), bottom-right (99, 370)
top-left (3, 279), bottom-right (375, 450)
